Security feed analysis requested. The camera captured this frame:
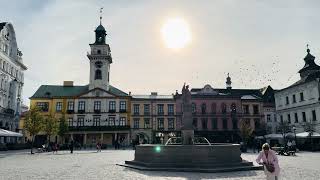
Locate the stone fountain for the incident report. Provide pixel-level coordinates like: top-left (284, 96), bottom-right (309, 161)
top-left (119, 84), bottom-right (261, 172)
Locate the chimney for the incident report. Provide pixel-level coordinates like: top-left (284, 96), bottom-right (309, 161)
top-left (226, 73), bottom-right (232, 90)
top-left (151, 92), bottom-right (158, 96)
top-left (63, 81), bottom-right (74, 87)
top-left (129, 91), bottom-right (131, 96)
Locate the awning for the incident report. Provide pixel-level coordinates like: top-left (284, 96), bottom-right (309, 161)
top-left (264, 134), bottom-right (284, 139)
top-left (296, 132), bottom-right (320, 138)
top-left (0, 128), bottom-right (23, 137)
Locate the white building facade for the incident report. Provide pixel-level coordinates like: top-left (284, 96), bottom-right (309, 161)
top-left (0, 22), bottom-right (27, 132)
top-left (275, 48), bottom-right (320, 134)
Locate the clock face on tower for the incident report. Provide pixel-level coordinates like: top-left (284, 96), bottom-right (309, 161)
top-left (95, 61), bottom-right (103, 68)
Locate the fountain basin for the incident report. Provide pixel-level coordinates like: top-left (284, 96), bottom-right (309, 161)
top-left (120, 144), bottom-right (262, 172)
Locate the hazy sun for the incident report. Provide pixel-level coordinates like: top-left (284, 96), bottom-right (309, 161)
top-left (161, 18), bottom-right (191, 49)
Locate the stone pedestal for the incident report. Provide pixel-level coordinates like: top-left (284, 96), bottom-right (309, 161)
top-left (181, 130), bottom-right (194, 145)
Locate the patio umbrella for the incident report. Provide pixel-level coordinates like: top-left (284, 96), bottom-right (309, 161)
top-left (296, 132), bottom-right (320, 138)
top-left (0, 128), bottom-right (23, 137)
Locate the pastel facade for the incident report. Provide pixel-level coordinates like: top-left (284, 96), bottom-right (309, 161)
top-left (0, 22), bottom-right (27, 139)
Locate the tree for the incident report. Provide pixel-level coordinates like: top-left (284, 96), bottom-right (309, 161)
top-left (239, 119), bottom-right (253, 145)
top-left (58, 114), bottom-right (69, 144)
top-left (277, 121), bottom-right (290, 139)
top-left (24, 107), bottom-right (44, 154)
top-left (43, 115), bottom-right (58, 146)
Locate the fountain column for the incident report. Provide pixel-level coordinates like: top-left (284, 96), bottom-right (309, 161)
top-left (181, 84), bottom-right (194, 145)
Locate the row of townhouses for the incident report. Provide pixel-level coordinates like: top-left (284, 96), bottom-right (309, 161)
top-left (26, 20), bottom-right (277, 147)
top-left (4, 19), bottom-right (320, 148)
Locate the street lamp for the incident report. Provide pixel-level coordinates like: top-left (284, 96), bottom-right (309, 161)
top-left (292, 126), bottom-right (297, 148)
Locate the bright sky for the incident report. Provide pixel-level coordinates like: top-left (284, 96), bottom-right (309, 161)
top-left (1, 0), bottom-right (320, 106)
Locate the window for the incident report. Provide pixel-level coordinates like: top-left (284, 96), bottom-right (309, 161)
top-left (192, 103), bottom-right (196, 113)
top-left (223, 118), bottom-right (228, 129)
top-left (243, 105), bottom-right (249, 114)
top-left (168, 118), bottom-right (175, 130)
top-left (193, 118), bottom-right (198, 128)
top-left (286, 96), bottom-right (289, 104)
top-left (108, 117), bottom-right (115, 126)
top-left (109, 101), bottom-right (116, 112)
top-left (93, 117), bottom-right (100, 126)
top-left (168, 104), bottom-right (174, 115)
top-left (144, 118), bottom-right (150, 128)
top-left (267, 114), bottom-right (271, 122)
top-left (120, 117), bottom-right (126, 126)
top-left (221, 103), bottom-right (227, 114)
top-left (144, 104), bottom-right (150, 115)
top-left (97, 49), bottom-right (101, 54)
top-left (211, 118), bottom-right (217, 129)
top-left (95, 69), bottom-right (102, 80)
top-left (312, 110), bottom-right (317, 121)
top-left (133, 118), bottom-right (139, 128)
top-left (300, 92), bottom-right (304, 101)
top-left (292, 94), bottom-right (296, 103)
top-left (253, 105), bottom-right (259, 115)
top-left (77, 117), bottom-right (84, 126)
top-left (211, 103), bottom-right (216, 114)
top-left (157, 118), bottom-right (164, 130)
top-left (287, 114), bottom-right (291, 123)
top-left (231, 103), bottom-right (237, 114)
top-left (201, 103), bottom-right (206, 114)
top-left (133, 104), bottom-right (140, 115)
top-left (294, 113), bottom-right (298, 123)
top-left (280, 115), bottom-right (283, 123)
top-left (201, 118), bottom-right (207, 129)
top-left (67, 101), bottom-right (74, 111)
top-left (302, 112), bottom-right (306, 122)
top-left (94, 101), bottom-right (101, 112)
top-left (68, 118), bottom-right (73, 126)
top-left (232, 118), bottom-right (238, 129)
top-left (56, 102), bottom-right (62, 112)
top-left (120, 101), bottom-right (126, 112)
top-left (78, 101), bottom-right (85, 111)
top-left (157, 104), bottom-right (164, 115)
top-left (36, 102), bottom-right (49, 112)
top-left (254, 118), bottom-right (260, 129)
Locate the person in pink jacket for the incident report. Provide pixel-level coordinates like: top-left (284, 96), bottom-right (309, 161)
top-left (256, 143), bottom-right (280, 180)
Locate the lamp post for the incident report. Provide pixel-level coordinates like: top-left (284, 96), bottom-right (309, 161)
top-left (293, 126), bottom-right (297, 149)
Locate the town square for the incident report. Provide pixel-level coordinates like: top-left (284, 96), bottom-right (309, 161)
top-left (1, 1), bottom-right (320, 180)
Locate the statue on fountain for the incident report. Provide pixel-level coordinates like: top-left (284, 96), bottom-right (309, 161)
top-left (181, 83), bottom-right (194, 145)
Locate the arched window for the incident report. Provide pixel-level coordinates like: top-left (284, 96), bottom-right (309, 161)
top-left (231, 103), bottom-right (237, 113)
top-left (201, 103), bottom-right (206, 114)
top-left (221, 103), bottom-right (227, 114)
top-left (97, 49), bottom-right (101, 54)
top-left (211, 103), bottom-right (216, 114)
top-left (95, 69), bottom-right (102, 80)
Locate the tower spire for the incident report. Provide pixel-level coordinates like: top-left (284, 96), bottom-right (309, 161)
top-left (307, 44), bottom-right (310, 54)
top-left (99, 7), bottom-right (103, 25)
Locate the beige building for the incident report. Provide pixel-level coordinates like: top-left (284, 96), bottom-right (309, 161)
top-left (131, 92), bottom-right (176, 144)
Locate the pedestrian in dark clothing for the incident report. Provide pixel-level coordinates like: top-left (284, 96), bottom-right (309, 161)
top-left (70, 140), bottom-right (74, 154)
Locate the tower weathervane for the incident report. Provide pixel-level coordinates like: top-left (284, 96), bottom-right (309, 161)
top-left (100, 7), bottom-right (103, 25)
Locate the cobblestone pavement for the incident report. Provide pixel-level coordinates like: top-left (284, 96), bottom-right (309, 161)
top-left (0, 149), bottom-right (320, 180)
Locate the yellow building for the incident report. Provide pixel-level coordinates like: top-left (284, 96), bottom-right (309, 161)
top-left (28, 19), bottom-right (131, 148)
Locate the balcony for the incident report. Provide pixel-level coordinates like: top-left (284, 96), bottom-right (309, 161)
top-left (94, 109), bottom-right (101, 114)
top-left (108, 109), bottom-right (116, 113)
top-left (168, 112), bottom-right (175, 116)
top-left (69, 125), bottom-right (130, 132)
top-left (67, 110), bottom-right (74, 114)
top-left (78, 110), bottom-right (85, 114)
top-left (119, 109), bottom-right (127, 113)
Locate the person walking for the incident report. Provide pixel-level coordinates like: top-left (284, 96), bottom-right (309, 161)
top-left (256, 143), bottom-right (280, 180)
top-left (70, 140), bottom-right (74, 154)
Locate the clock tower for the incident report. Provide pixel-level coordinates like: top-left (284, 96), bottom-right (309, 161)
top-left (87, 18), bottom-right (112, 91)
